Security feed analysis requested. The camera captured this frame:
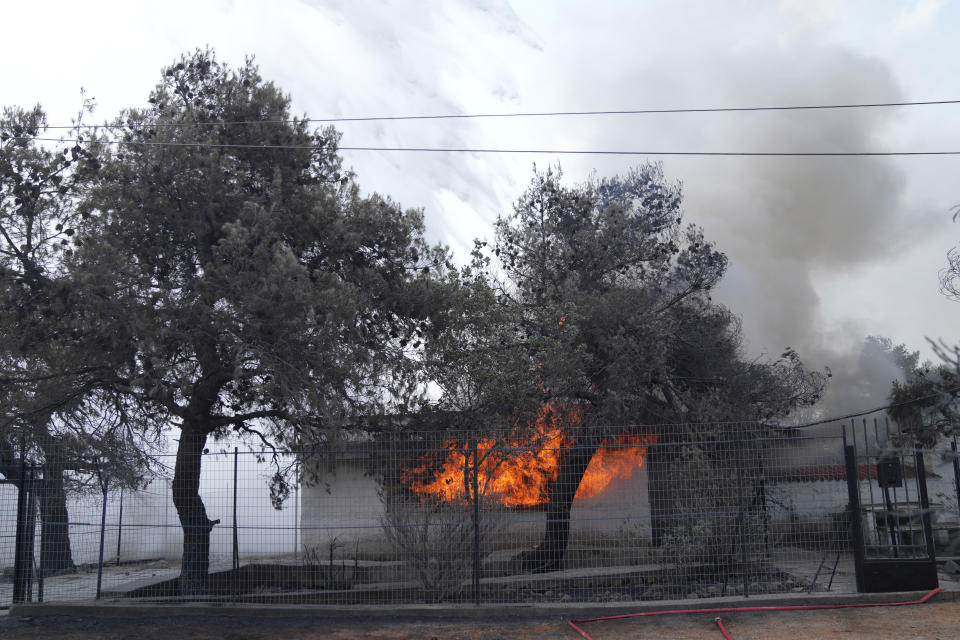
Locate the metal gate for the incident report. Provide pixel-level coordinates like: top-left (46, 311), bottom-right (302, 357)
top-left (844, 438), bottom-right (938, 592)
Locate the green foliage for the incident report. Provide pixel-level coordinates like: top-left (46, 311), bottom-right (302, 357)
top-left (1, 101), bottom-right (160, 490)
top-left (865, 335), bottom-right (958, 445)
top-left (380, 493), bottom-right (503, 602)
top-left (491, 164), bottom-right (724, 427)
top-left (863, 335), bottom-right (920, 379)
top-left (76, 49), bottom-right (447, 463)
top-left (490, 163), bottom-right (823, 432)
top-left (0, 104), bottom-right (93, 409)
top-left (494, 164), bottom-right (824, 571)
top-left (658, 445), bottom-right (719, 572)
top-left (63, 49), bottom-right (452, 589)
top-left (888, 362), bottom-right (958, 445)
top-left (658, 443), bottom-right (769, 585)
top-left (422, 255), bottom-right (539, 435)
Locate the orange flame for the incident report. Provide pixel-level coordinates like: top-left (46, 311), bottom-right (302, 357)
top-left (402, 407), bottom-right (655, 508)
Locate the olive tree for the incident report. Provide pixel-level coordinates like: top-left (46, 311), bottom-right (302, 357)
top-left (492, 165), bottom-right (822, 571)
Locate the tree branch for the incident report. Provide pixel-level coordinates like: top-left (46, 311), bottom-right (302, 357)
top-left (209, 409), bottom-right (287, 429)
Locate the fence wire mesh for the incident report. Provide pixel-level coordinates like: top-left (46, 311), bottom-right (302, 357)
top-left (2, 417), bottom-right (958, 607)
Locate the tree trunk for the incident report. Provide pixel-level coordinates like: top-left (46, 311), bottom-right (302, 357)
top-left (172, 428), bottom-right (218, 595)
top-left (648, 425), bottom-right (681, 546)
top-left (39, 465), bottom-right (75, 575)
top-left (13, 472), bottom-right (38, 603)
top-left (647, 440), bottom-right (673, 546)
top-left (518, 434), bottom-right (601, 573)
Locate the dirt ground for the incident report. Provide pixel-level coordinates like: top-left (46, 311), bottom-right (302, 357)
top-left (2, 601), bottom-right (959, 640)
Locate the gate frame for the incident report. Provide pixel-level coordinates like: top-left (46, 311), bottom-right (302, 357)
top-left (844, 443), bottom-right (938, 592)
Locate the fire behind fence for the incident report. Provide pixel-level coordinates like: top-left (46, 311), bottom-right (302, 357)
top-left (2, 418), bottom-right (958, 607)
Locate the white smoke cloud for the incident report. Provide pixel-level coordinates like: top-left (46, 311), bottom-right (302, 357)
top-left (676, 45), bottom-right (937, 416)
top-left (2, 0), bottom-right (955, 420)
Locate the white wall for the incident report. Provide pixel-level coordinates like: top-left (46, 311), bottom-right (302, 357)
top-left (300, 459), bottom-right (651, 552)
top-left (766, 439), bottom-right (960, 546)
top-left (0, 446), bottom-right (302, 572)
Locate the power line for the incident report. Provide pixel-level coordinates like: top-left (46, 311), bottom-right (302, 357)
top-left (12, 136), bottom-right (960, 157)
top-left (339, 147), bottom-right (960, 157)
top-left (37, 98), bottom-right (960, 129)
top-left (268, 99), bottom-right (960, 122)
top-left (769, 383), bottom-right (960, 431)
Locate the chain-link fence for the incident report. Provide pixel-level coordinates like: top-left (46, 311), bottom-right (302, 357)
top-left (2, 417), bottom-right (957, 607)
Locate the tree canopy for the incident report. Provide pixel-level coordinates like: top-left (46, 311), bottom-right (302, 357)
top-left (490, 164), bottom-right (822, 431)
top-left (490, 165), bottom-right (824, 570)
top-left (5, 50), bottom-right (832, 588)
top-left (1, 103), bottom-right (165, 574)
top-left (71, 50), bottom-right (447, 593)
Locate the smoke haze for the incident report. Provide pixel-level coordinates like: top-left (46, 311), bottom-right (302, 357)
top-left (1, 0), bottom-right (957, 421)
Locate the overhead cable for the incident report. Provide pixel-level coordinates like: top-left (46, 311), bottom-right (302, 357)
top-left (767, 383), bottom-right (960, 430)
top-left (36, 98), bottom-right (960, 129)
top-left (11, 136), bottom-right (960, 157)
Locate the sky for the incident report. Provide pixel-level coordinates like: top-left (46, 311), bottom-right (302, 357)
top-left (2, 0), bottom-right (959, 419)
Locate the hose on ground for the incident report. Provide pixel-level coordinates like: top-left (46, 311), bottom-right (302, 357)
top-left (715, 616), bottom-right (733, 640)
top-left (565, 587), bottom-right (943, 640)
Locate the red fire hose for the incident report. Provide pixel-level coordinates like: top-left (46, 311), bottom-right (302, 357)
top-left (714, 616), bottom-right (733, 640)
top-left (566, 587), bottom-right (943, 639)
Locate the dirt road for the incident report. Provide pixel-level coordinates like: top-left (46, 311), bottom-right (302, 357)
top-left (2, 600), bottom-right (959, 640)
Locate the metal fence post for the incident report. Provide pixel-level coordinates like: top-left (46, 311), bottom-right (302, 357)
top-left (12, 443), bottom-right (28, 604)
top-left (37, 469), bottom-right (45, 603)
top-left (915, 450), bottom-right (937, 562)
top-left (233, 446), bottom-right (239, 572)
top-left (756, 452), bottom-right (770, 557)
top-left (844, 444), bottom-right (866, 593)
top-left (12, 468), bottom-right (39, 604)
top-left (736, 457), bottom-right (748, 598)
top-left (27, 467), bottom-right (38, 602)
top-left (96, 477), bottom-right (109, 600)
top-left (232, 447), bottom-right (240, 602)
top-left (951, 436), bottom-right (960, 521)
top-left (116, 486), bottom-right (124, 566)
top-left (471, 440), bottom-right (480, 605)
